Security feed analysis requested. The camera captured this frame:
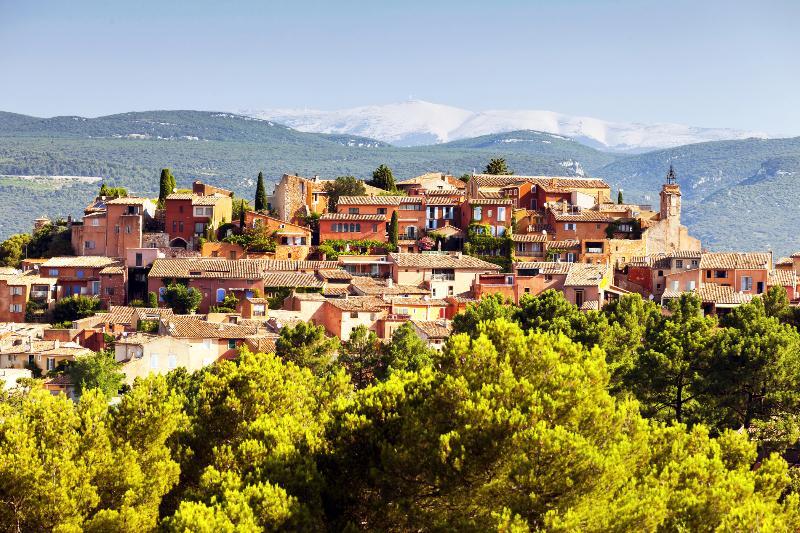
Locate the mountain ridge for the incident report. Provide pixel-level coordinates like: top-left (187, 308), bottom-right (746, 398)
top-left (240, 100), bottom-right (776, 152)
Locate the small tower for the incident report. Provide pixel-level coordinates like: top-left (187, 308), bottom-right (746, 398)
top-left (660, 164), bottom-right (681, 220)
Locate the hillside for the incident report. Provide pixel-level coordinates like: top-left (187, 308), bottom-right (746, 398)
top-left (1, 110), bottom-right (799, 257)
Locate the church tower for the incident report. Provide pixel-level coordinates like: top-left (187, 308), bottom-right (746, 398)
top-left (659, 164), bottom-right (681, 221)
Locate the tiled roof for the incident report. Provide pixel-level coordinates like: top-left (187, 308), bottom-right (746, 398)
top-left (149, 259), bottom-right (268, 279)
top-left (349, 277), bottom-right (429, 296)
top-left (337, 195), bottom-right (407, 205)
top-left (115, 333), bottom-right (162, 345)
top-left (776, 257), bottom-right (793, 267)
top-left (0, 273), bottom-right (55, 287)
top-left (511, 234), bottom-right (548, 243)
top-left (396, 172), bottom-right (465, 188)
top-left (41, 256), bottom-right (119, 268)
top-left (166, 193), bottom-right (227, 206)
top-left (320, 213), bottom-right (386, 221)
top-left (580, 300), bottom-right (600, 311)
top-left (564, 263), bottom-right (607, 287)
top-left (45, 374), bottom-right (74, 386)
top-left (0, 267), bottom-right (19, 275)
top-left (263, 272), bottom-right (324, 288)
top-left (389, 253), bottom-right (501, 270)
top-left (162, 316), bottom-right (261, 339)
top-left (477, 191), bottom-right (505, 199)
top-left (316, 269), bottom-right (353, 281)
top-left (263, 260), bottom-right (340, 271)
top-left (105, 197), bottom-right (151, 205)
top-left (470, 174), bottom-right (609, 189)
top-left (468, 198), bottom-right (514, 205)
top-left (769, 269), bottom-right (797, 288)
top-left (699, 252), bottom-right (772, 270)
top-left (791, 252), bottom-right (800, 259)
top-left (322, 285), bottom-right (351, 296)
top-left (243, 335), bottom-right (279, 354)
top-left (324, 297), bottom-right (389, 312)
top-left (546, 240), bottom-right (580, 250)
top-left (551, 210), bottom-right (615, 222)
top-left (99, 265), bottom-right (125, 275)
top-left (430, 225), bottom-right (465, 238)
top-left (697, 284), bottom-right (754, 305)
top-left (104, 306), bottom-right (174, 326)
top-left (513, 262), bottom-right (572, 275)
top-left (412, 319), bottom-right (452, 339)
top-left (425, 196), bottom-right (462, 205)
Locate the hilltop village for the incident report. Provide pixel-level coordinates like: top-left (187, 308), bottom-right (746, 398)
top-left (0, 163), bottom-right (792, 394)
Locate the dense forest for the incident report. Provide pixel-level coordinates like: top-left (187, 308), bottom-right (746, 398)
top-left (3, 289), bottom-right (800, 531)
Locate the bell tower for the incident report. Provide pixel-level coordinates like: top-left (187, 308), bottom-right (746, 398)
top-left (660, 164), bottom-right (681, 220)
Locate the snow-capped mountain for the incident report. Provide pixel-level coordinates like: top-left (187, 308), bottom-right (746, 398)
top-left (239, 100), bottom-right (773, 152)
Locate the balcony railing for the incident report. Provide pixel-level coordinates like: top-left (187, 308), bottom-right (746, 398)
top-left (431, 274), bottom-right (455, 281)
top-left (30, 290), bottom-right (51, 300)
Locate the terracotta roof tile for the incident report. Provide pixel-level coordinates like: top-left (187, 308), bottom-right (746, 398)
top-left (162, 316), bottom-right (261, 339)
top-left (564, 263), bottom-right (608, 287)
top-left (412, 319), bottom-right (452, 338)
top-left (320, 213), bottom-right (386, 221)
top-left (324, 297), bottom-right (389, 312)
top-left (337, 195), bottom-right (410, 206)
top-left (389, 253), bottom-right (501, 270)
top-left (316, 269), bottom-right (353, 281)
top-left (41, 256), bottom-right (119, 268)
top-left (551, 210), bottom-right (615, 222)
top-left (470, 174), bottom-right (609, 189)
top-left (511, 234), bottom-right (548, 243)
top-left (513, 262), bottom-right (572, 275)
top-left (468, 198), bottom-right (514, 205)
top-left (263, 272), bottom-right (324, 288)
top-left (149, 259), bottom-right (268, 279)
top-left (769, 269), bottom-right (797, 288)
top-left (699, 252), bottom-right (772, 270)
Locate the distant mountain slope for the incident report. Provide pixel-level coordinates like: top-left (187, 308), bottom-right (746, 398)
top-left (1, 110), bottom-right (799, 257)
top-left (242, 100), bottom-right (775, 151)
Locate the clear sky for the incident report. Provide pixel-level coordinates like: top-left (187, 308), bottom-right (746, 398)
top-left (1, 0), bottom-right (798, 133)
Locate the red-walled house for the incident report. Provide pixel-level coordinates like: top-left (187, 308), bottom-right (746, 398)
top-left (165, 184), bottom-right (233, 249)
top-left (768, 269), bottom-right (798, 301)
top-left (40, 256), bottom-right (120, 300)
top-left (319, 213), bottom-right (388, 242)
top-left (699, 252), bottom-right (771, 295)
top-left (462, 198), bottom-right (514, 236)
top-left (148, 258), bottom-right (268, 313)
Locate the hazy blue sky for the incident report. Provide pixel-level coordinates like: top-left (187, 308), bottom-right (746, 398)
top-left (1, 0), bottom-right (798, 133)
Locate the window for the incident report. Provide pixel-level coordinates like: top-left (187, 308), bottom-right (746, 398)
top-left (106, 287), bottom-right (115, 296)
top-left (574, 289), bottom-right (585, 308)
top-left (530, 198), bottom-right (538, 210)
top-left (150, 353), bottom-right (159, 369)
top-left (705, 270), bottom-right (711, 279)
top-left (688, 280), bottom-right (696, 290)
top-left (672, 280), bottom-right (679, 290)
top-left (675, 260), bottom-right (684, 269)
top-left (91, 218), bottom-right (100, 227)
top-left (473, 206), bottom-right (482, 220)
top-left (715, 270), bottom-right (727, 279)
top-left (741, 276), bottom-right (753, 292)
top-left (90, 281), bottom-right (101, 295)
top-left (377, 207), bottom-right (387, 215)
top-left (350, 312), bottom-right (358, 318)
top-left (691, 260), bottom-right (699, 268)
top-left (442, 206), bottom-right (454, 219)
top-left (427, 206), bottom-right (438, 219)
top-left (194, 206), bottom-right (213, 217)
top-left (194, 222), bottom-right (205, 235)
top-left (9, 304), bottom-right (22, 313)
top-left (168, 354), bottom-right (177, 369)
top-left (114, 225), bottom-right (120, 234)
top-left (49, 269), bottom-right (59, 276)
top-left (372, 224), bottom-right (378, 232)
top-left (406, 226), bottom-right (416, 239)
top-left (216, 288), bottom-right (226, 303)
top-left (179, 205), bottom-right (184, 213)
top-left (496, 226), bottom-right (507, 236)
top-left (76, 270), bottom-right (85, 279)
top-left (348, 207), bottom-right (360, 214)
top-left (448, 285), bottom-right (454, 296)
top-left (618, 224), bottom-right (633, 232)
top-left (658, 270), bottom-right (664, 277)
top-left (505, 275), bottom-right (514, 285)
top-left (545, 275), bottom-right (553, 281)
top-left (47, 357), bottom-right (56, 371)
top-left (497, 207), bottom-right (506, 221)
top-left (135, 253), bottom-right (143, 267)
top-left (399, 203), bottom-right (421, 210)
top-left (566, 252), bottom-right (575, 262)
top-left (228, 339), bottom-right (236, 349)
top-left (125, 225), bottom-right (132, 234)
top-left (172, 220), bottom-right (177, 232)
top-left (564, 223), bottom-right (576, 231)
top-left (9, 286), bottom-right (22, 296)
top-left (84, 240), bottom-right (95, 250)
top-left (158, 287), bottom-right (166, 302)
top-left (179, 221), bottom-right (184, 232)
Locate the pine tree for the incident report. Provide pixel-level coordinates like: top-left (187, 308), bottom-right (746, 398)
top-left (485, 158), bottom-right (512, 175)
top-left (370, 164), bottom-right (396, 191)
top-left (255, 172), bottom-right (267, 212)
top-left (617, 189), bottom-right (624, 204)
top-left (389, 211), bottom-right (399, 247)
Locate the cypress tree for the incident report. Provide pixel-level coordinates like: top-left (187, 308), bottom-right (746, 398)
top-left (239, 200), bottom-right (246, 228)
top-left (617, 189), bottom-right (624, 204)
top-left (158, 168), bottom-right (175, 207)
top-left (255, 172), bottom-right (267, 212)
top-left (389, 211), bottom-right (399, 247)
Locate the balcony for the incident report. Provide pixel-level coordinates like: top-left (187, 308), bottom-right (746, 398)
top-left (30, 290), bottom-right (51, 300)
top-left (430, 273), bottom-right (455, 281)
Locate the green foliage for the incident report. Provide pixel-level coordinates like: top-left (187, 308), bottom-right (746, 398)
top-left (158, 168), bottom-right (176, 207)
top-left (388, 211), bottom-right (399, 246)
top-left (324, 176), bottom-right (366, 210)
top-left (209, 294), bottom-right (239, 314)
top-left (0, 378), bottom-right (185, 530)
top-left (24, 223), bottom-right (74, 259)
top-left (339, 325), bottom-right (383, 389)
top-left (316, 238), bottom-right (395, 260)
top-left (137, 319), bottom-right (159, 333)
top-left (0, 232), bottom-right (31, 267)
top-left (617, 189), bottom-right (624, 204)
top-left (53, 295), bottom-right (101, 323)
top-left (233, 198), bottom-right (249, 228)
top-left (68, 349), bottom-right (124, 399)
top-left (147, 291), bottom-right (158, 308)
top-left (254, 171), bottom-right (267, 212)
top-left (384, 322), bottom-right (433, 374)
top-left (369, 164), bottom-right (396, 191)
top-left (275, 322), bottom-right (339, 375)
top-left (485, 157), bottom-right (512, 175)
top-left (452, 294), bottom-right (516, 337)
top-left (99, 182), bottom-right (128, 199)
top-left (162, 283), bottom-right (202, 314)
